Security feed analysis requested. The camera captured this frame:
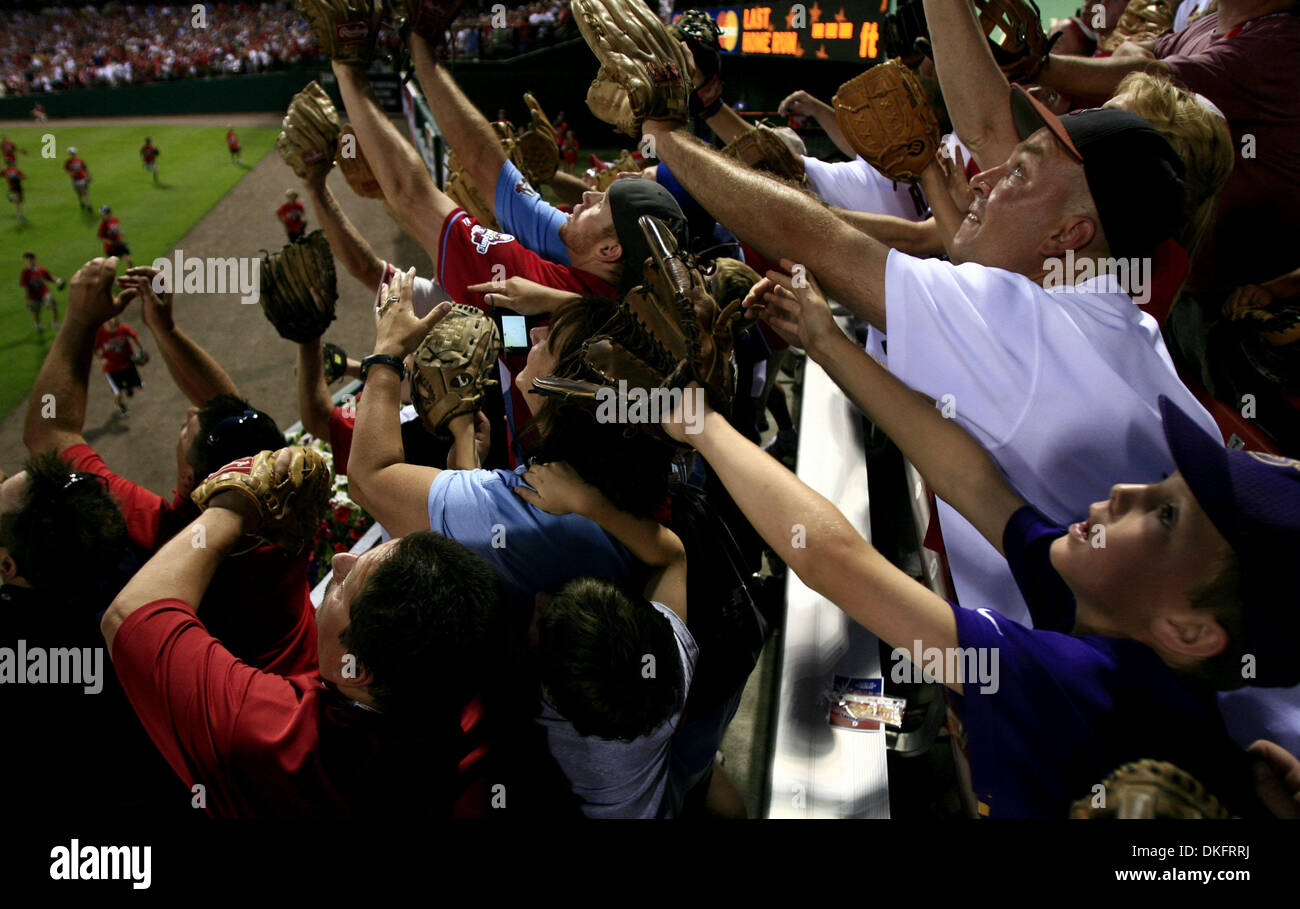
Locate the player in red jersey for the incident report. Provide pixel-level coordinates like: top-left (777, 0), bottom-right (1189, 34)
top-left (19, 251), bottom-right (63, 336)
top-left (226, 126), bottom-right (243, 165)
top-left (64, 147), bottom-right (92, 211)
top-left (94, 315), bottom-right (146, 416)
top-left (276, 189), bottom-right (307, 242)
top-left (140, 137), bottom-right (160, 184)
top-left (4, 163), bottom-right (26, 223)
top-left (1, 135), bottom-right (26, 166)
top-left (97, 205), bottom-right (134, 267)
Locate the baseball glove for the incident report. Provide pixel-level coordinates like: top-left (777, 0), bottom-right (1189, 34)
top-left (590, 149), bottom-right (641, 192)
top-left (512, 93), bottom-right (560, 186)
top-left (833, 60), bottom-right (941, 184)
top-left (669, 8), bottom-right (725, 119)
top-left (276, 81), bottom-right (341, 182)
top-left (972, 0), bottom-right (1057, 83)
top-left (336, 123), bottom-right (384, 198)
top-left (533, 215), bottom-right (748, 441)
top-left (192, 447), bottom-right (332, 553)
top-left (296, 0), bottom-right (382, 66)
top-left (722, 125), bottom-right (806, 183)
top-left (56, 277), bottom-right (66, 290)
top-left (573, 0), bottom-right (692, 136)
top-left (322, 341), bottom-right (349, 384)
top-left (1070, 759), bottom-right (1235, 819)
top-left (259, 230), bottom-right (338, 343)
top-left (387, 0), bottom-right (467, 46)
top-left (408, 303), bottom-right (502, 435)
top-left (131, 348), bottom-right (150, 367)
top-left (1097, 0), bottom-right (1175, 54)
top-left (443, 147), bottom-right (501, 229)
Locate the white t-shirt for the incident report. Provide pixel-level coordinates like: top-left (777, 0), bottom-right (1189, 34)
top-left (882, 249), bottom-right (1220, 626)
top-left (802, 155), bottom-right (929, 220)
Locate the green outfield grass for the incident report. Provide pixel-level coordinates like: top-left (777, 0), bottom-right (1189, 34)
top-left (0, 125), bottom-right (279, 419)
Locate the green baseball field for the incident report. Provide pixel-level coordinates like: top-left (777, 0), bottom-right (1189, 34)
top-left (1, 125), bottom-right (280, 417)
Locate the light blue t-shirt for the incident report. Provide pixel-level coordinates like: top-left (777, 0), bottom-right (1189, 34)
top-left (426, 465), bottom-right (631, 599)
top-left (494, 159), bottom-right (570, 265)
top-left (536, 602), bottom-right (697, 818)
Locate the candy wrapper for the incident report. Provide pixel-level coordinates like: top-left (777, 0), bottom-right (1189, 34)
top-left (825, 675), bottom-right (906, 731)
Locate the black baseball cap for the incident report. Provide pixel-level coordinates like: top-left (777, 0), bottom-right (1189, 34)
top-left (1009, 85), bottom-right (1185, 262)
top-left (607, 179), bottom-right (689, 292)
top-left (1160, 396), bottom-right (1300, 687)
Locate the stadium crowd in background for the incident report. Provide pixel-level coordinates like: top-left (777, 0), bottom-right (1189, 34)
top-left (3, 0), bottom-right (1300, 828)
top-left (449, 0), bottom-right (577, 59)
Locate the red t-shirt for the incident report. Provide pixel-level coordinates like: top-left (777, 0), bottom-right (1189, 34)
top-left (1153, 11), bottom-right (1300, 292)
top-left (3, 166), bottom-right (23, 189)
top-left (140, 143), bottom-right (158, 163)
top-left (64, 156), bottom-right (88, 181)
top-left (97, 215), bottom-right (125, 252)
top-left (436, 208), bottom-right (616, 311)
top-left (20, 266), bottom-right (52, 301)
top-left (1, 140), bottom-right (16, 163)
top-left (110, 598), bottom-right (493, 818)
top-left (1137, 237), bottom-right (1190, 328)
top-left (226, 130), bottom-right (240, 150)
top-left (328, 403), bottom-right (356, 476)
top-left (62, 444), bottom-right (318, 676)
top-left (276, 200), bottom-right (305, 231)
top-left (94, 322), bottom-right (139, 372)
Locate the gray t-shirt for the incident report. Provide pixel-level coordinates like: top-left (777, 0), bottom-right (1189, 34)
top-left (536, 602), bottom-right (697, 819)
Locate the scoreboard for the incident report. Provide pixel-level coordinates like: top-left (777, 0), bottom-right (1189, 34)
top-left (680, 1), bottom-right (890, 62)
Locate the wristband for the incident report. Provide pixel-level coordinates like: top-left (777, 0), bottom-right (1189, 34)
top-left (360, 353), bottom-right (405, 383)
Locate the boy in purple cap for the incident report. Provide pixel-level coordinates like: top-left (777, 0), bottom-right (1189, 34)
top-left (661, 267), bottom-right (1298, 817)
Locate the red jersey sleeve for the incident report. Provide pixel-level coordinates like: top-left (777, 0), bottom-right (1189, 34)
top-left (61, 443), bottom-right (169, 551)
top-left (328, 404), bottom-right (356, 476)
top-left (38, 266), bottom-right (52, 282)
top-left (436, 209), bottom-right (615, 310)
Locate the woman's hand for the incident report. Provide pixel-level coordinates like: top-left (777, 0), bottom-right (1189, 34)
top-left (374, 266), bottom-right (451, 358)
top-left (514, 461), bottom-right (603, 516)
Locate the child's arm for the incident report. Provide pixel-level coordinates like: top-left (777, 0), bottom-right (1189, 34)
top-left (514, 462), bottom-right (688, 623)
top-left (752, 262), bottom-right (1027, 556)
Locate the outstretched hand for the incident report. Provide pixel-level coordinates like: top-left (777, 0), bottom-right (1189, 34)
top-left (67, 256), bottom-right (132, 326)
top-left (514, 461), bottom-right (603, 516)
top-left (373, 266), bottom-right (451, 358)
top-left (119, 265), bottom-right (174, 332)
top-left (742, 258), bottom-right (843, 355)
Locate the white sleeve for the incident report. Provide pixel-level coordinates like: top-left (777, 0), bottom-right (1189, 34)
top-left (801, 155), bottom-right (929, 220)
top-left (374, 261), bottom-right (449, 318)
top-left (884, 249), bottom-right (1043, 450)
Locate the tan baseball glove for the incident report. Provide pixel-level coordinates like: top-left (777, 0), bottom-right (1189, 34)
top-left (1070, 759), bottom-right (1235, 819)
top-left (833, 60), bottom-right (941, 184)
top-left (409, 303), bottom-right (502, 436)
top-left (191, 447), bottom-right (332, 553)
top-left (573, 0), bottom-right (692, 136)
top-left (259, 230), bottom-right (338, 342)
top-left (722, 125), bottom-right (806, 183)
top-left (591, 149), bottom-right (641, 192)
top-left (336, 123), bottom-right (384, 198)
top-left (276, 81), bottom-right (341, 182)
top-left (1098, 0), bottom-right (1176, 54)
top-left (296, 0), bottom-right (382, 66)
top-left (443, 147), bottom-right (501, 229)
top-left (512, 93), bottom-right (560, 186)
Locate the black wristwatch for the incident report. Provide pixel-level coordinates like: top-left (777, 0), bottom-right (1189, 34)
top-left (359, 353), bottom-right (405, 383)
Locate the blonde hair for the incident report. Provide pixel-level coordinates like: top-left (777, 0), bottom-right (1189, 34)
top-left (1110, 71), bottom-right (1234, 256)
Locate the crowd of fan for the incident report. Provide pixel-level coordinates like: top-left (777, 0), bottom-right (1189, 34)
top-left (449, 0), bottom-right (577, 59)
top-left (0, 2), bottom-right (321, 95)
top-left (4, 0), bottom-right (1300, 823)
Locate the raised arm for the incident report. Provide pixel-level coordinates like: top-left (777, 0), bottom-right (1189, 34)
top-left (752, 264), bottom-right (1026, 555)
top-left (642, 121), bottom-right (889, 330)
top-left (331, 61), bottom-right (459, 268)
top-left (347, 268), bottom-right (452, 538)
top-left (778, 90), bottom-right (855, 159)
top-left (120, 267), bottom-right (239, 407)
top-left (514, 461), bottom-right (688, 622)
top-left (409, 32), bottom-right (511, 209)
top-left (24, 256), bottom-right (130, 455)
top-left (833, 208), bottom-right (947, 258)
top-left (301, 173), bottom-right (385, 292)
top-left (921, 0), bottom-right (1021, 169)
top-left (296, 340), bottom-right (334, 441)
top-left (1034, 53), bottom-right (1171, 108)
top-left (670, 402), bottom-right (959, 683)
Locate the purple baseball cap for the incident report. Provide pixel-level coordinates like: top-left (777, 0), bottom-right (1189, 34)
top-left (1160, 396), bottom-right (1299, 686)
